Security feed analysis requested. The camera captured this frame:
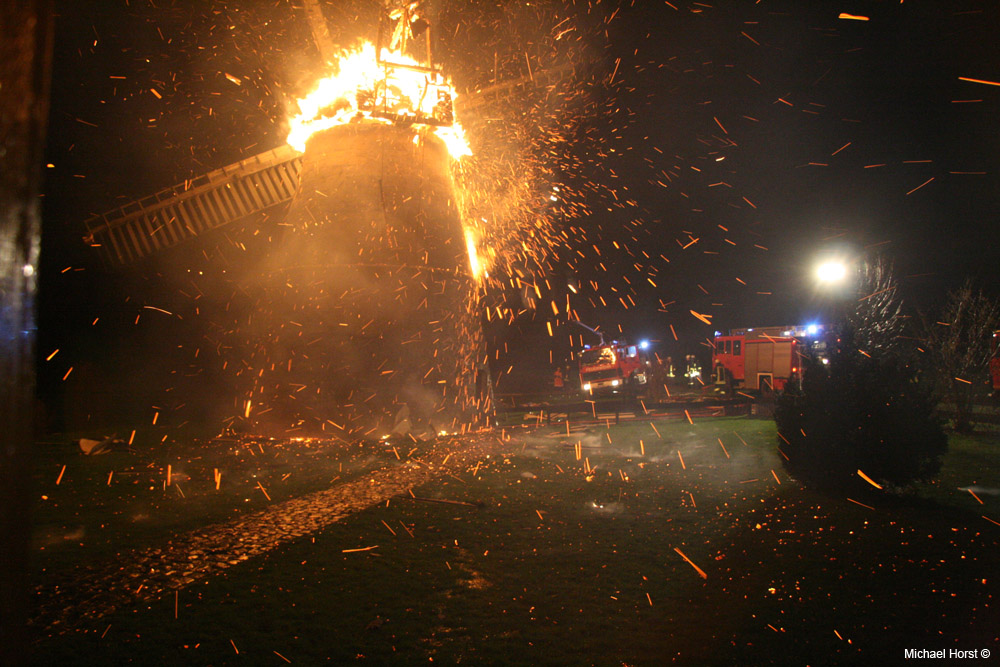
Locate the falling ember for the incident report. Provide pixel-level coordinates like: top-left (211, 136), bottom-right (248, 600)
top-left (690, 310), bottom-right (712, 325)
top-left (847, 497), bottom-right (875, 510)
top-left (856, 469), bottom-right (883, 490)
top-left (958, 76), bottom-right (1000, 87)
top-left (673, 547), bottom-right (708, 579)
top-left (286, 42), bottom-right (470, 159)
top-left (464, 228), bottom-right (483, 279)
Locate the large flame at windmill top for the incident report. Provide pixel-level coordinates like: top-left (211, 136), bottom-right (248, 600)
top-left (286, 42), bottom-right (471, 159)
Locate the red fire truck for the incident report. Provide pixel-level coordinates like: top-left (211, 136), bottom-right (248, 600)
top-left (579, 341), bottom-right (652, 397)
top-left (711, 325), bottom-right (825, 392)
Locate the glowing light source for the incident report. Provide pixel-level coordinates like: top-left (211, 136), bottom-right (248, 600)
top-left (464, 227), bottom-right (483, 280)
top-left (286, 41), bottom-right (470, 159)
top-left (816, 260), bottom-right (847, 284)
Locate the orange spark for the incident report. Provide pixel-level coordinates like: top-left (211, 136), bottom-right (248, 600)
top-left (857, 469), bottom-right (883, 489)
top-left (689, 310), bottom-right (712, 325)
top-left (958, 76), bottom-right (1000, 87)
top-left (831, 142), bottom-right (851, 156)
top-left (906, 177), bottom-right (934, 195)
top-left (846, 497), bottom-right (875, 510)
top-left (673, 547), bottom-right (708, 579)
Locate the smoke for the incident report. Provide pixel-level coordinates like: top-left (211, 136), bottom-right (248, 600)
top-left (191, 123), bottom-right (487, 438)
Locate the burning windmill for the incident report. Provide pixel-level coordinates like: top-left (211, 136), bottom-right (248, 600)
top-left (79, 1), bottom-right (582, 438)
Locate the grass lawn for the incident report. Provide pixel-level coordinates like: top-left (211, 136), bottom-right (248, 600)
top-left (30, 417), bottom-right (1000, 665)
top-left (30, 435), bottom-right (427, 575)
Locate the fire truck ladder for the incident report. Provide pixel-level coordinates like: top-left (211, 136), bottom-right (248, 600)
top-left (83, 145), bottom-right (301, 266)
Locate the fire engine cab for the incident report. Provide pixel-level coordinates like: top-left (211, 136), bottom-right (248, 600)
top-left (579, 341), bottom-right (651, 396)
top-left (711, 325), bottom-right (824, 392)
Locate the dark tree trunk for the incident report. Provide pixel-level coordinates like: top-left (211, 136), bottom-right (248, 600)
top-left (0, 0), bottom-right (51, 662)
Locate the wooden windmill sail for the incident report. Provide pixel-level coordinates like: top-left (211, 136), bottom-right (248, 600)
top-left (82, 1), bottom-right (584, 266)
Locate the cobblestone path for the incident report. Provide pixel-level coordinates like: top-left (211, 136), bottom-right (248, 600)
top-left (32, 434), bottom-right (506, 637)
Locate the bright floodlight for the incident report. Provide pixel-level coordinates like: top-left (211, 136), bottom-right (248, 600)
top-left (816, 260), bottom-right (847, 283)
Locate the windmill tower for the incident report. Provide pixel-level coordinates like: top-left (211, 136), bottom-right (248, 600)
top-left (77, 1), bottom-right (583, 437)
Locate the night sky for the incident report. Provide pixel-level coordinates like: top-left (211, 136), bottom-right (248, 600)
top-left (38, 1), bottom-right (1000, 431)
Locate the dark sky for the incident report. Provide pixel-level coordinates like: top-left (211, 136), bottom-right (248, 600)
top-left (38, 0), bottom-right (1000, 416)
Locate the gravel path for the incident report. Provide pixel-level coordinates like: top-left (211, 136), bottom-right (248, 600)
top-left (31, 434), bottom-right (506, 637)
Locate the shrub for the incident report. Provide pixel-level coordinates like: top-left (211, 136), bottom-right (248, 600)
top-left (774, 332), bottom-right (946, 492)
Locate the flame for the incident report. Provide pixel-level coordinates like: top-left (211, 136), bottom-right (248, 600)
top-left (464, 227), bottom-right (484, 279)
top-left (287, 41), bottom-right (471, 159)
top-left (434, 123), bottom-right (472, 159)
